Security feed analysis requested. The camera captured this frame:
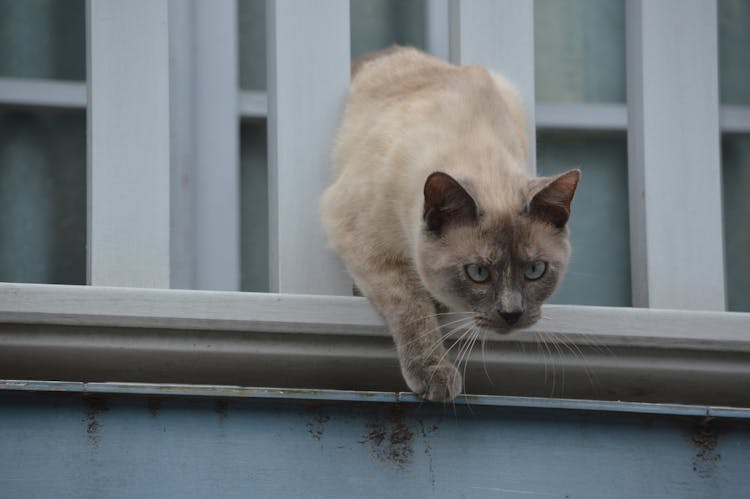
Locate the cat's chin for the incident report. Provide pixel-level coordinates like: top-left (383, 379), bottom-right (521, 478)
top-left (473, 318), bottom-right (515, 336)
top-left (474, 315), bottom-right (539, 336)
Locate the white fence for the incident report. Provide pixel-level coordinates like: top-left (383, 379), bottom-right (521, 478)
top-left (0, 0), bottom-right (749, 401)
top-left (69, 0), bottom-right (749, 309)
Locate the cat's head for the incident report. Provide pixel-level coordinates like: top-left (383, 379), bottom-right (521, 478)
top-left (415, 169), bottom-right (580, 334)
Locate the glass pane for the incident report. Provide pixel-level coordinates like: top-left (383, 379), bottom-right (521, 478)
top-left (722, 135), bottom-right (750, 312)
top-left (719, 0), bottom-right (750, 106)
top-left (238, 0), bottom-right (265, 91)
top-left (240, 123), bottom-right (269, 292)
top-left (534, 0), bottom-right (625, 103)
top-left (537, 132), bottom-right (631, 306)
top-left (350, 0), bottom-right (425, 59)
top-left (0, 110), bottom-right (86, 284)
top-left (0, 0), bottom-right (85, 80)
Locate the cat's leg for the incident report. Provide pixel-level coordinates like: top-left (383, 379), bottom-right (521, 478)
top-left (348, 262), bottom-right (463, 402)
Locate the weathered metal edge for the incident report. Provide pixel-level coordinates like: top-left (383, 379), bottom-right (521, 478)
top-left (2, 379), bottom-right (749, 420)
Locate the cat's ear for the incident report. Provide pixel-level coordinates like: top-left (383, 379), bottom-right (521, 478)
top-left (423, 172), bottom-right (478, 234)
top-left (528, 169), bottom-right (580, 228)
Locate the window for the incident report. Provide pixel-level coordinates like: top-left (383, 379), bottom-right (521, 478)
top-left (719, 0), bottom-right (750, 312)
top-left (0, 0), bottom-right (86, 284)
top-left (1, 0), bottom-right (748, 407)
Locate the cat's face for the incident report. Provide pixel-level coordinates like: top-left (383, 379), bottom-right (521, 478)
top-left (416, 170), bottom-right (579, 334)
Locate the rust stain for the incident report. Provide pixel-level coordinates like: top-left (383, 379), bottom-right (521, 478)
top-left (418, 419), bottom-right (439, 488)
top-left (690, 418), bottom-right (721, 479)
top-left (147, 398), bottom-right (161, 417)
top-left (361, 406), bottom-right (414, 468)
top-left (306, 407), bottom-right (331, 441)
top-left (215, 399), bottom-right (230, 421)
top-left (82, 395), bottom-right (109, 446)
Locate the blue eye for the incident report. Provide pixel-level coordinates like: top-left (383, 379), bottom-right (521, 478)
top-left (525, 260), bottom-right (547, 280)
top-left (465, 263), bottom-right (490, 283)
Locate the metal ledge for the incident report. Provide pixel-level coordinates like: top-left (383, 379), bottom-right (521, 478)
top-left (3, 379), bottom-right (750, 419)
top-left (1, 282), bottom-right (750, 407)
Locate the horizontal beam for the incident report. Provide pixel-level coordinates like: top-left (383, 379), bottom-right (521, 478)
top-left (720, 105), bottom-right (750, 134)
top-left (238, 90), bottom-right (267, 119)
top-left (0, 79), bottom-right (269, 120)
top-left (1, 283), bottom-right (749, 407)
top-left (1, 283), bottom-right (749, 344)
top-left (3, 79), bottom-right (748, 135)
top-left (0, 78), bottom-right (86, 109)
top-left (536, 103), bottom-right (627, 131)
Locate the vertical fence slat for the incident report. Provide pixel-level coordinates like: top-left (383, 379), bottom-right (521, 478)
top-left (266, 0), bottom-right (351, 295)
top-left (426, 0), bottom-right (450, 60)
top-left (449, 0), bottom-right (536, 173)
top-left (168, 0), bottom-right (195, 290)
top-left (626, 0), bottom-right (725, 310)
top-left (87, 0), bottom-right (171, 288)
top-left (192, 0), bottom-right (240, 291)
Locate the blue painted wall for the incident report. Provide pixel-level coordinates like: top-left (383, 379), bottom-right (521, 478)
top-left (1, 391), bottom-right (749, 499)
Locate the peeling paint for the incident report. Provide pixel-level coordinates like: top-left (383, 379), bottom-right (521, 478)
top-left (690, 418), bottom-right (721, 479)
top-left (361, 406), bottom-right (414, 468)
top-left (147, 398), bottom-right (161, 417)
top-left (306, 407), bottom-right (330, 441)
top-left (82, 395), bottom-right (109, 446)
top-left (215, 399), bottom-right (229, 420)
top-left (418, 419), bottom-right (439, 488)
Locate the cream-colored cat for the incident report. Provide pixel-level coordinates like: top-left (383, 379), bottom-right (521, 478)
top-left (322, 47), bottom-right (579, 401)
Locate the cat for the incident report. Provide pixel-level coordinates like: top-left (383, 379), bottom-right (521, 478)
top-left (322, 47), bottom-right (579, 401)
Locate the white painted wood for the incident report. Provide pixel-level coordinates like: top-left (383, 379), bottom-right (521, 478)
top-left (626, 0), bottom-right (725, 310)
top-left (238, 90), bottom-right (268, 120)
top-left (86, 0), bottom-right (171, 288)
top-left (167, 0), bottom-right (195, 290)
top-left (192, 0), bottom-right (240, 291)
top-left (2, 283), bottom-right (749, 403)
top-left (0, 78), bottom-right (86, 109)
top-left (426, 0), bottom-right (450, 60)
top-left (449, 0), bottom-right (536, 172)
top-left (266, 0), bottom-right (352, 295)
top-left (167, 0), bottom-right (239, 291)
top-left (0, 283), bottom-right (748, 346)
top-left (536, 103), bottom-right (628, 131)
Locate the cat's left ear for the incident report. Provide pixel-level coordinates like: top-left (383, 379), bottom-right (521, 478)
top-left (528, 169), bottom-right (580, 228)
top-left (423, 172), bottom-right (478, 234)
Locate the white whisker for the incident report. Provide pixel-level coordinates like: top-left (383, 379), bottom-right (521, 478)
top-left (398, 316), bottom-right (473, 350)
top-left (480, 329), bottom-right (493, 385)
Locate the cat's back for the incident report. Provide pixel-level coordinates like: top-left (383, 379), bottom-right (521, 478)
top-left (324, 47), bottom-right (529, 257)
top-left (334, 47), bottom-right (527, 177)
top-left (349, 46), bottom-right (455, 101)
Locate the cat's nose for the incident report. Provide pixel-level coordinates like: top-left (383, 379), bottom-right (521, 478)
top-left (498, 310), bottom-right (523, 326)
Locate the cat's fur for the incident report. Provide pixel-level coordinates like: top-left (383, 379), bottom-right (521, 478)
top-left (322, 47), bottom-right (579, 401)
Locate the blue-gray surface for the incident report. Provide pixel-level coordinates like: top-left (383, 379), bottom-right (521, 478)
top-left (1, 388), bottom-right (749, 499)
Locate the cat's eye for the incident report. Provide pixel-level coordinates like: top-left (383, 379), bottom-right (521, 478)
top-left (524, 260), bottom-right (547, 280)
top-left (465, 263), bottom-right (490, 283)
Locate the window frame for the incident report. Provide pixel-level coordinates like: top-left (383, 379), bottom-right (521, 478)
top-left (0, 0), bottom-right (749, 407)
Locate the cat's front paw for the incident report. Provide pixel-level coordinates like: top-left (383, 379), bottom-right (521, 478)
top-left (404, 361), bottom-right (462, 402)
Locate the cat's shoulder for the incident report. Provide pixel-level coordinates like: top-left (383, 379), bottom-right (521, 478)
top-left (349, 46), bottom-right (454, 99)
top-left (349, 47), bottom-right (520, 105)
top-left (351, 46), bottom-right (448, 78)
